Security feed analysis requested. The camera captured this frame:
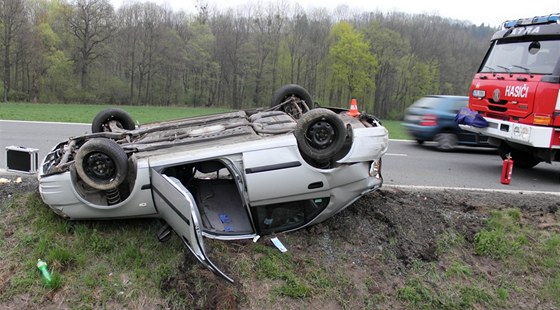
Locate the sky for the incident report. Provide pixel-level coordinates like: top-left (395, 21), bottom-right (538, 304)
top-left (111, 0), bottom-right (560, 27)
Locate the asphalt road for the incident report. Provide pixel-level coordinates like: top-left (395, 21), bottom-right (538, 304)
top-left (383, 140), bottom-right (559, 192)
top-left (1, 120), bottom-right (558, 193)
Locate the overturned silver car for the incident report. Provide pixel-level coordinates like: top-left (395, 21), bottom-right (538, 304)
top-left (38, 84), bottom-right (388, 282)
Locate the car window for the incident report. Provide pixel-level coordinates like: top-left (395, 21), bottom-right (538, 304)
top-left (411, 97), bottom-right (441, 109)
top-left (253, 198), bottom-right (329, 234)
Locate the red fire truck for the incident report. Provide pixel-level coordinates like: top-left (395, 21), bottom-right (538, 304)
top-left (460, 14), bottom-right (560, 168)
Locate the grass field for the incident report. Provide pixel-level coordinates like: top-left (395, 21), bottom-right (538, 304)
top-left (0, 102), bottom-right (411, 140)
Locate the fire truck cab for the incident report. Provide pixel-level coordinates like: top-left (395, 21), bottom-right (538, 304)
top-left (461, 14), bottom-right (560, 168)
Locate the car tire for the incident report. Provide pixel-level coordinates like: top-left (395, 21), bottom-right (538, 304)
top-left (75, 138), bottom-right (129, 190)
top-left (499, 145), bottom-right (540, 169)
top-left (416, 139), bottom-right (425, 145)
top-left (294, 108), bottom-right (346, 162)
top-left (434, 133), bottom-right (458, 151)
top-left (92, 108), bottom-right (136, 133)
top-left (270, 84), bottom-right (312, 119)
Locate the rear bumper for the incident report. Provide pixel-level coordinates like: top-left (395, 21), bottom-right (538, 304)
top-left (459, 117), bottom-right (555, 149)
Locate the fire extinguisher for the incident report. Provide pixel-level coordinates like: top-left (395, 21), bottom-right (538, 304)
top-left (501, 154), bottom-right (514, 185)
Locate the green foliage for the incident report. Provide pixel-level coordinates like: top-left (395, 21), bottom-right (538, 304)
top-left (254, 243), bottom-right (327, 298)
top-left (1, 2), bottom-right (495, 118)
top-left (542, 272), bottom-right (560, 304)
top-left (328, 22), bottom-right (378, 100)
top-left (474, 209), bottom-right (524, 258)
top-left (436, 230), bottom-right (466, 255)
top-left (445, 261), bottom-right (472, 278)
top-left (497, 287), bottom-right (509, 301)
top-left (397, 278), bottom-right (435, 306)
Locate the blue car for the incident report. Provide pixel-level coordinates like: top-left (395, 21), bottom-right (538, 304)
top-left (402, 95), bottom-right (490, 150)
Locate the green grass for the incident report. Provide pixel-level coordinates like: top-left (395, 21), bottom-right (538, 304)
top-left (2, 190), bottom-right (560, 308)
top-left (0, 102), bottom-right (231, 124)
top-left (391, 207), bottom-right (560, 310)
top-left (0, 192), bottom-right (184, 308)
top-left (0, 102), bottom-right (412, 140)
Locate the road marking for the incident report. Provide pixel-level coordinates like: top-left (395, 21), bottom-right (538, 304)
top-left (385, 153), bottom-right (408, 157)
top-left (384, 184), bottom-right (560, 196)
top-left (0, 120), bottom-right (88, 126)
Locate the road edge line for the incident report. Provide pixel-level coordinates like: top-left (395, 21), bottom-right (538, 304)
top-left (384, 184), bottom-right (560, 196)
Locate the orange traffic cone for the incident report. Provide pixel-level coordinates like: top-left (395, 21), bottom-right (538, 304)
top-left (348, 98), bottom-right (360, 117)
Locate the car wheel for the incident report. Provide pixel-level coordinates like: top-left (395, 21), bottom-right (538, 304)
top-left (434, 133), bottom-right (458, 151)
top-left (294, 108), bottom-right (346, 162)
top-left (416, 139), bottom-right (425, 145)
top-left (498, 145), bottom-right (540, 169)
top-left (92, 108), bottom-right (136, 133)
top-left (75, 138), bottom-right (129, 190)
top-left (270, 84), bottom-right (312, 119)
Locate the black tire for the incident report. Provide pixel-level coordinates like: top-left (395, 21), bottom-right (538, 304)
top-left (91, 108), bottom-right (136, 133)
top-left (498, 145), bottom-right (540, 169)
top-left (294, 108), bottom-right (346, 162)
top-left (75, 138), bottom-right (129, 190)
top-left (416, 139), bottom-right (425, 145)
top-left (434, 133), bottom-right (458, 151)
top-left (270, 84), bottom-right (312, 119)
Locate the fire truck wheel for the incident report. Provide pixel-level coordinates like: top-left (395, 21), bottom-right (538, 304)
top-left (75, 138), bottom-right (129, 190)
top-left (499, 147), bottom-right (540, 169)
top-left (295, 108), bottom-right (346, 162)
top-left (92, 108), bottom-right (136, 133)
top-left (434, 133), bottom-right (458, 151)
top-left (270, 84), bottom-right (312, 119)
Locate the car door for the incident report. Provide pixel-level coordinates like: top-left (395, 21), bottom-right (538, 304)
top-left (242, 146), bottom-right (329, 203)
top-left (150, 168), bottom-right (233, 283)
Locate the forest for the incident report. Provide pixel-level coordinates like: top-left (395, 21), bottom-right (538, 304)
top-left (0, 0), bottom-right (497, 119)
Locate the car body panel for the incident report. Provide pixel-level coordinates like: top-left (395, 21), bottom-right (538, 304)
top-left (243, 143), bottom-right (328, 203)
top-left (39, 161), bottom-right (157, 219)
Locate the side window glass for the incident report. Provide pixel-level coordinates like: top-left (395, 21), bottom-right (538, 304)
top-left (253, 198), bottom-right (329, 234)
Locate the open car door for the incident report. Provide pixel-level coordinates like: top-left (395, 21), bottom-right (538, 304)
top-left (150, 169), bottom-right (234, 283)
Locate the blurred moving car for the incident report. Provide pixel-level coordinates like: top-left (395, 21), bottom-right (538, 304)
top-left (402, 95), bottom-right (490, 150)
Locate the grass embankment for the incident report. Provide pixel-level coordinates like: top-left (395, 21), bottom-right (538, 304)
top-left (1, 190), bottom-right (559, 309)
top-left (0, 102), bottom-right (410, 140)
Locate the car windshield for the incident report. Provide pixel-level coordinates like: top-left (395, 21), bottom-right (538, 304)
top-left (480, 37), bottom-right (560, 75)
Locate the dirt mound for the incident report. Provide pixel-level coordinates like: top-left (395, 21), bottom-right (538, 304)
top-left (161, 187), bottom-right (559, 309)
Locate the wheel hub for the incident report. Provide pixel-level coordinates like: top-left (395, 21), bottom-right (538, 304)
top-left (307, 121), bottom-right (334, 149)
top-left (84, 152), bottom-right (115, 180)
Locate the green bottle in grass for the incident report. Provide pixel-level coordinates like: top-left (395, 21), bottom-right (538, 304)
top-left (37, 259), bottom-right (52, 286)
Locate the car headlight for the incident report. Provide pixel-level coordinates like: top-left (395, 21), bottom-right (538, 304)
top-left (369, 159), bottom-right (382, 179)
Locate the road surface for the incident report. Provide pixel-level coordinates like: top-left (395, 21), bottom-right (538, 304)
top-left (1, 120), bottom-right (558, 193)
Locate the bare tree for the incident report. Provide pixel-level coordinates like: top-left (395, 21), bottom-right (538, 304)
top-left (250, 1), bottom-right (286, 106)
top-left (211, 9), bottom-right (251, 109)
top-left (67, 0), bottom-right (115, 89)
top-left (1, 0), bottom-right (26, 102)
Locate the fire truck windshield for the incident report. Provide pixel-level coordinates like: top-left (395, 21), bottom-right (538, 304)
top-left (480, 38), bottom-right (560, 75)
